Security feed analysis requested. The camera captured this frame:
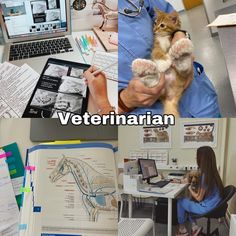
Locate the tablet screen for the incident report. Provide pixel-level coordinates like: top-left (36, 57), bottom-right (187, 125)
top-left (23, 58), bottom-right (90, 118)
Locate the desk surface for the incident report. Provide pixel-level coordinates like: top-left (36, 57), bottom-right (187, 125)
top-left (123, 183), bottom-right (187, 199)
top-left (216, 5), bottom-right (236, 105)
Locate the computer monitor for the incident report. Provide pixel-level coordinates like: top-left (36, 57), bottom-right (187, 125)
top-left (0, 0), bottom-right (70, 43)
top-left (138, 158), bottom-right (158, 184)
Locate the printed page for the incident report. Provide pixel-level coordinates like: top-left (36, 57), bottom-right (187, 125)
top-left (0, 149), bottom-right (19, 235)
top-left (0, 63), bottom-right (39, 118)
top-left (24, 143), bottom-right (118, 236)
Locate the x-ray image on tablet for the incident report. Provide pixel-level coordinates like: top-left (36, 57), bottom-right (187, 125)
top-left (23, 58), bottom-right (90, 118)
top-left (59, 76), bottom-right (87, 97)
top-left (44, 64), bottom-right (69, 78)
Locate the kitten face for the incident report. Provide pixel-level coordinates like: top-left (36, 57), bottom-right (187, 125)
top-left (153, 9), bottom-right (181, 37)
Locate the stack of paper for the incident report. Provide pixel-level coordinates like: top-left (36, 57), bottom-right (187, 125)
top-left (0, 62), bottom-right (39, 118)
top-left (0, 149), bottom-right (19, 236)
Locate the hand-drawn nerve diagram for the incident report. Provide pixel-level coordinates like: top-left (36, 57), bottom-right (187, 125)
top-left (49, 155), bottom-right (118, 222)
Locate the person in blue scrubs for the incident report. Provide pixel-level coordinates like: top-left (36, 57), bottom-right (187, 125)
top-left (118, 0), bottom-right (221, 117)
top-left (176, 146), bottom-right (224, 236)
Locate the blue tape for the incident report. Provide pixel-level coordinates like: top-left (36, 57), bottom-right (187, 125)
top-left (19, 224), bottom-right (27, 230)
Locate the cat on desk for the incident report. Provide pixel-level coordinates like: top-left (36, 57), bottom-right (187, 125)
top-left (132, 8), bottom-right (194, 117)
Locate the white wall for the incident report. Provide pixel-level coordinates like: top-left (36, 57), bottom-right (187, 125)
top-left (118, 119), bottom-right (226, 173)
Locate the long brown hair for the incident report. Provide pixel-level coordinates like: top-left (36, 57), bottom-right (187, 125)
top-left (197, 146), bottom-right (224, 197)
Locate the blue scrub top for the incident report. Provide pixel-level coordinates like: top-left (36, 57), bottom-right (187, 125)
top-left (200, 175), bottom-right (222, 210)
top-left (118, 0), bottom-right (221, 117)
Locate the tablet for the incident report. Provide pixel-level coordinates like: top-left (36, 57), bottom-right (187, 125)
top-left (23, 58), bottom-right (90, 118)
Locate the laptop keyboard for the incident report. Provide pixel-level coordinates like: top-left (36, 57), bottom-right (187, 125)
top-left (150, 180), bottom-right (171, 188)
top-left (9, 38), bottom-right (73, 61)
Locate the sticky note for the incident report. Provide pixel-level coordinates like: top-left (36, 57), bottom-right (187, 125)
top-left (33, 206), bottom-right (42, 212)
top-left (5, 156), bottom-right (15, 164)
top-left (9, 164), bottom-right (16, 171)
top-left (0, 152), bottom-right (12, 159)
top-left (10, 169), bottom-right (17, 175)
top-left (25, 166), bottom-right (36, 171)
top-left (20, 187), bottom-right (31, 193)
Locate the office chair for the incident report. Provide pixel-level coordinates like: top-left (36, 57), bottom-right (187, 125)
top-left (190, 185), bottom-right (236, 236)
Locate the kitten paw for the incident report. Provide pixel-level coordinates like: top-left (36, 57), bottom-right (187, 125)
top-left (155, 57), bottom-right (172, 73)
top-left (132, 59), bottom-right (158, 77)
top-left (169, 38), bottom-right (194, 60)
top-left (140, 74), bottom-right (160, 88)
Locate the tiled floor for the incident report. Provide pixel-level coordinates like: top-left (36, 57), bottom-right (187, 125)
top-left (179, 5), bottom-right (236, 117)
top-left (121, 203), bottom-right (229, 236)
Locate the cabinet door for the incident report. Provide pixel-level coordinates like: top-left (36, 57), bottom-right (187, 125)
top-left (182, 0), bottom-right (203, 10)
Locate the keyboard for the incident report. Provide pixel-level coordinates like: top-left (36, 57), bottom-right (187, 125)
top-left (9, 37), bottom-right (73, 61)
top-left (139, 186), bottom-right (172, 194)
top-left (92, 51), bottom-right (118, 81)
top-left (150, 180), bottom-right (171, 188)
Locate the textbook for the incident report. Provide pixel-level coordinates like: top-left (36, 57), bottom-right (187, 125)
top-left (19, 142), bottom-right (118, 236)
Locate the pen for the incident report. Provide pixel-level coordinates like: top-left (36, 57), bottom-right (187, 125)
top-left (75, 37), bottom-right (89, 59)
top-left (79, 37), bottom-right (87, 51)
top-left (74, 37), bottom-right (87, 63)
top-left (81, 35), bottom-right (90, 51)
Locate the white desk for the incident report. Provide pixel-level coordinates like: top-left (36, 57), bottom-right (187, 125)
top-left (123, 183), bottom-right (187, 236)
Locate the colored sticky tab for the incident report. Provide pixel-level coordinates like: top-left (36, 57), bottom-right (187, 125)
top-left (10, 169), bottom-right (17, 175)
top-left (20, 187), bottom-right (31, 193)
top-left (25, 166), bottom-right (36, 171)
top-left (19, 224), bottom-right (27, 230)
top-left (33, 206), bottom-right (42, 212)
top-left (43, 140), bottom-right (81, 145)
top-left (9, 164), bottom-right (16, 170)
top-left (5, 156), bottom-right (15, 164)
top-left (0, 151), bottom-right (12, 159)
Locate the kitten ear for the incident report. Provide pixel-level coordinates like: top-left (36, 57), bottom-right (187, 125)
top-left (169, 11), bottom-right (179, 25)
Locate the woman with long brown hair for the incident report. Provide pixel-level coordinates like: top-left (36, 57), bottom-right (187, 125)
top-left (176, 146), bottom-right (224, 236)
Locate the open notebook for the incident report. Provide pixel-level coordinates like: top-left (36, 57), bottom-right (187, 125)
top-left (19, 143), bottom-right (118, 236)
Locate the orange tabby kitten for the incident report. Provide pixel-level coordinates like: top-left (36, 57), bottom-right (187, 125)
top-left (132, 9), bottom-right (194, 117)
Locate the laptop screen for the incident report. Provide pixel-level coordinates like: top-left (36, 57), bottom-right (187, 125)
top-left (0, 0), bottom-right (67, 39)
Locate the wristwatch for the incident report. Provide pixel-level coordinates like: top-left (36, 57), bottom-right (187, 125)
top-left (172, 30), bottom-right (191, 40)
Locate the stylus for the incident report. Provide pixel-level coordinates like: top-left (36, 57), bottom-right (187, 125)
top-left (92, 61), bottom-right (118, 76)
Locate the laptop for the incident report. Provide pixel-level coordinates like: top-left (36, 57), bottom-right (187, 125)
top-left (0, 0), bottom-right (83, 73)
